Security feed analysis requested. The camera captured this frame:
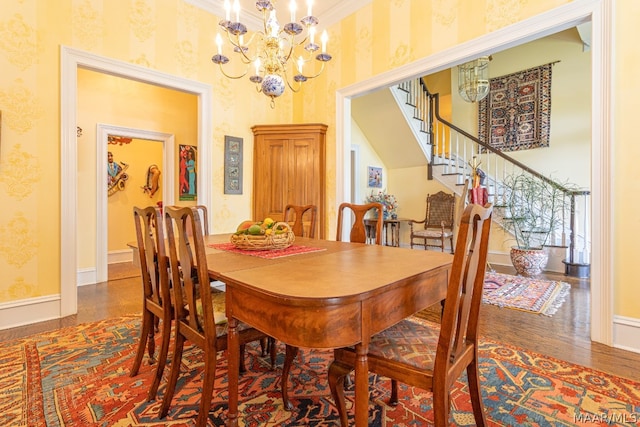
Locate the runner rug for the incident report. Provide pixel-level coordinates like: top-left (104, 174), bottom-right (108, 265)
top-left (208, 242), bottom-right (326, 259)
top-left (3, 316), bottom-right (639, 426)
top-left (483, 271), bottom-right (571, 316)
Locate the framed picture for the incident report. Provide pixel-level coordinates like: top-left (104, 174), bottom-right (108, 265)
top-left (224, 135), bottom-right (243, 194)
top-left (179, 144), bottom-right (197, 201)
top-left (368, 166), bottom-right (382, 188)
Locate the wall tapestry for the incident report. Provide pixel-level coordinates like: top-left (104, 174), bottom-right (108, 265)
top-left (478, 62), bottom-right (553, 152)
top-left (179, 144), bottom-right (197, 201)
top-left (224, 135), bottom-right (243, 195)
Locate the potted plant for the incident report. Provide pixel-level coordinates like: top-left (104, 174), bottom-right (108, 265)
top-left (500, 172), bottom-right (568, 277)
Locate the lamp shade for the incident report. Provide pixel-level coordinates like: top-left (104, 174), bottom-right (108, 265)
top-left (458, 56), bottom-right (491, 103)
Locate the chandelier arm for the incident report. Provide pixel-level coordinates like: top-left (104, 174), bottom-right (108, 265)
top-left (222, 30), bottom-right (260, 63)
top-left (217, 63), bottom-right (249, 80)
top-left (299, 61), bottom-right (326, 80)
top-left (280, 67), bottom-right (301, 93)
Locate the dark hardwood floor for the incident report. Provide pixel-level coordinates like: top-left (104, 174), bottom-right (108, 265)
top-left (3, 261), bottom-right (640, 382)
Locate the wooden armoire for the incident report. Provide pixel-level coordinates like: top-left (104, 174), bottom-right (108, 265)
top-left (252, 123), bottom-right (327, 239)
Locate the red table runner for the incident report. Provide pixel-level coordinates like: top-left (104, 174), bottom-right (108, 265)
top-left (208, 242), bottom-right (326, 259)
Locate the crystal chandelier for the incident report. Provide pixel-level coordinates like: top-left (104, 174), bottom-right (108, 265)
top-left (457, 56), bottom-right (491, 103)
top-left (212, 0), bottom-right (332, 107)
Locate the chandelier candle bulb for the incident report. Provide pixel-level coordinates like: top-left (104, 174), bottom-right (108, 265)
top-left (216, 33), bottom-right (222, 54)
top-left (297, 56), bottom-right (304, 73)
top-left (224, 0), bottom-right (230, 21)
top-left (306, 0), bottom-right (312, 17)
top-left (289, 0), bottom-right (296, 22)
top-left (321, 30), bottom-right (328, 53)
top-left (233, 0), bottom-right (240, 22)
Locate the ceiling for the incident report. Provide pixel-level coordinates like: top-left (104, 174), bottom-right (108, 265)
top-left (185, 0), bottom-right (371, 29)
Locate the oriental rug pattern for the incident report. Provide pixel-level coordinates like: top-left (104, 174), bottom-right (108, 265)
top-left (2, 316), bottom-right (639, 426)
top-left (478, 63), bottom-right (553, 152)
top-left (483, 271), bottom-right (571, 316)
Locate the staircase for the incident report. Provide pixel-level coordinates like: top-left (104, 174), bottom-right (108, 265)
top-left (391, 78), bottom-right (591, 277)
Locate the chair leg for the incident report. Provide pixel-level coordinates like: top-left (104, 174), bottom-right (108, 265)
top-left (269, 337), bottom-right (277, 369)
top-left (159, 332), bottom-right (185, 418)
top-left (240, 343), bottom-right (246, 373)
top-left (282, 345), bottom-right (299, 411)
top-left (195, 348), bottom-right (218, 427)
top-left (130, 310), bottom-right (154, 377)
top-left (328, 359), bottom-right (351, 427)
top-left (389, 379), bottom-right (399, 406)
top-left (148, 316), bottom-right (172, 401)
top-left (467, 358), bottom-right (487, 427)
top-left (431, 378), bottom-right (449, 427)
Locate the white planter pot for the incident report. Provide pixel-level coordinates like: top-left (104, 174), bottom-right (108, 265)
top-left (510, 246), bottom-right (549, 277)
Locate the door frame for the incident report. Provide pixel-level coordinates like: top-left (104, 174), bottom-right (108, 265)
top-left (96, 124), bottom-right (175, 283)
top-left (337, 0), bottom-right (613, 345)
top-left (61, 46), bottom-right (212, 316)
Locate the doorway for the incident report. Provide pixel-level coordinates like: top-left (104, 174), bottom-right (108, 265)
top-left (60, 47), bottom-right (213, 317)
top-left (96, 125), bottom-right (175, 284)
top-left (336, 1), bottom-right (612, 345)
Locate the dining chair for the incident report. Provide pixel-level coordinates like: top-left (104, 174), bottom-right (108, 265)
top-left (159, 206), bottom-right (272, 426)
top-left (280, 202), bottom-right (384, 410)
top-left (284, 203), bottom-right (318, 238)
top-left (328, 203), bottom-right (493, 427)
top-left (336, 202), bottom-right (383, 244)
top-left (130, 206), bottom-right (173, 402)
top-left (408, 191), bottom-right (456, 252)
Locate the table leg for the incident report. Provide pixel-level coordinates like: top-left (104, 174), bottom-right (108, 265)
top-left (226, 317), bottom-right (239, 427)
top-left (354, 343), bottom-right (369, 426)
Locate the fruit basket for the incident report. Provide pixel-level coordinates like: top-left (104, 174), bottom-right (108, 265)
top-left (230, 222), bottom-right (295, 251)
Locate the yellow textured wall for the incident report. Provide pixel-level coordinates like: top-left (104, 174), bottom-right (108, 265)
top-left (1, 0), bottom-right (638, 320)
top-left (614, 0), bottom-right (640, 317)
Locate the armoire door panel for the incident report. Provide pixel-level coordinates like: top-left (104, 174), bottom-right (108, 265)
top-left (252, 124), bottom-right (327, 238)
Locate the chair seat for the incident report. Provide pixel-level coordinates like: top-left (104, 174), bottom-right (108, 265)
top-left (412, 230), bottom-right (453, 239)
top-left (344, 318), bottom-right (440, 370)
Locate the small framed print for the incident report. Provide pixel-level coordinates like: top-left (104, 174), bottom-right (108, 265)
top-left (368, 166), bottom-right (382, 188)
top-left (224, 135), bottom-right (243, 194)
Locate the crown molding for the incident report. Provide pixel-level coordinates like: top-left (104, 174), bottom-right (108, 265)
top-left (183, 0), bottom-right (371, 31)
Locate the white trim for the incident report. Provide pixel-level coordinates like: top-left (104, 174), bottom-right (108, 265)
top-left (96, 124), bottom-right (175, 284)
top-left (318, 0), bottom-right (372, 28)
top-left (61, 46), bottom-right (213, 320)
top-left (336, 0), bottom-right (613, 345)
top-left (613, 315), bottom-right (640, 354)
top-left (183, 0), bottom-right (372, 30)
top-left (77, 268), bottom-right (97, 287)
top-left (0, 295), bottom-right (62, 330)
top-left (107, 250), bottom-right (134, 265)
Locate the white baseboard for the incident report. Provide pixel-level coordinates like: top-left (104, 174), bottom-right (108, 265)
top-left (613, 315), bottom-right (640, 354)
top-left (77, 267), bottom-right (97, 286)
top-left (0, 295), bottom-right (62, 330)
top-left (108, 250), bottom-right (133, 264)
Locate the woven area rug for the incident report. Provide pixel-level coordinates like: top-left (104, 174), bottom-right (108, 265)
top-left (483, 271), bottom-right (571, 316)
top-left (3, 316), bottom-right (640, 426)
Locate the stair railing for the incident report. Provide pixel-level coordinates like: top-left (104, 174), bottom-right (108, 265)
top-left (397, 78), bottom-right (591, 268)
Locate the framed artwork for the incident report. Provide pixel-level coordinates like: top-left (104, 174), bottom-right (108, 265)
top-left (368, 166), bottom-right (382, 188)
top-left (179, 144), bottom-right (197, 201)
top-left (224, 135), bottom-right (243, 194)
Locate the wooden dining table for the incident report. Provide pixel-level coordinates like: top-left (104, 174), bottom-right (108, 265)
top-left (203, 234), bottom-right (453, 427)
